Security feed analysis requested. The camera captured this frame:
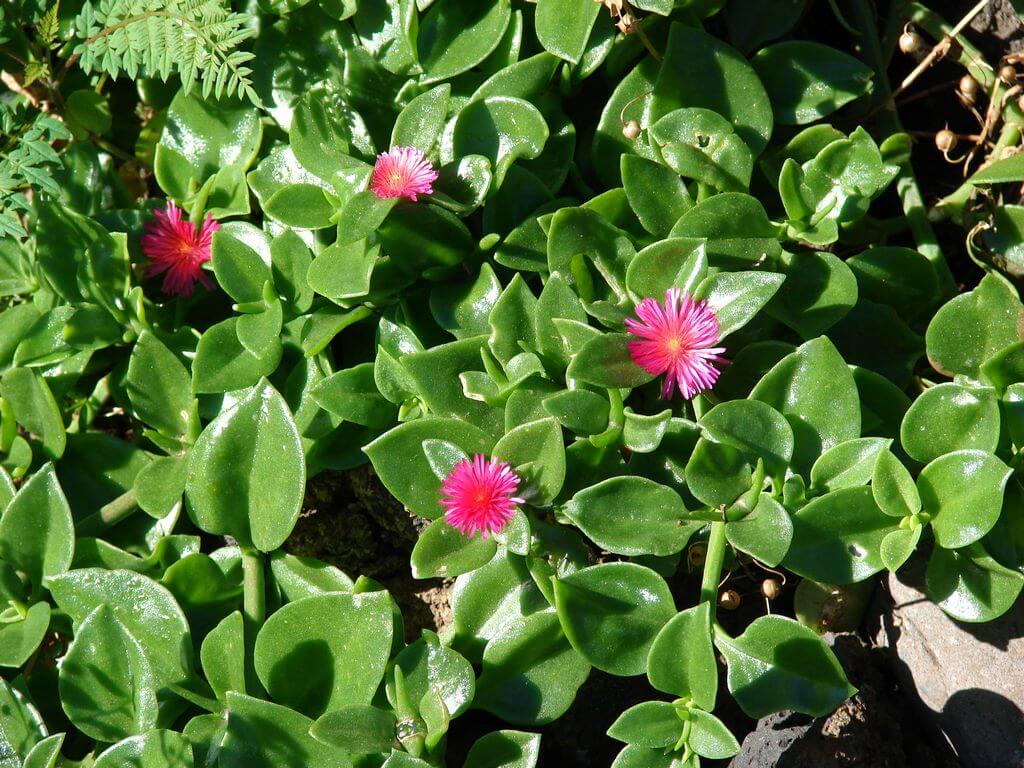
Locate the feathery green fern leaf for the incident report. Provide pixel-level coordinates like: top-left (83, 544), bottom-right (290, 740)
top-left (73, 0), bottom-right (260, 105)
top-left (0, 103), bottom-right (70, 238)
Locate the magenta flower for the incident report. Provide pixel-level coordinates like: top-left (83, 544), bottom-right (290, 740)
top-left (369, 146), bottom-right (438, 201)
top-left (439, 454), bottom-right (524, 539)
top-left (140, 201), bottom-right (218, 297)
top-left (625, 288), bottom-right (727, 400)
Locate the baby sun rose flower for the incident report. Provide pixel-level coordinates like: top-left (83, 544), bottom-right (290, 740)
top-left (369, 146), bottom-right (439, 201)
top-left (140, 201), bottom-right (218, 297)
top-left (625, 288), bottom-right (726, 400)
top-left (440, 454), bottom-right (524, 539)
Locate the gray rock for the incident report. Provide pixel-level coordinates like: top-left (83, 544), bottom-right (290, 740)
top-left (879, 555), bottom-right (1024, 768)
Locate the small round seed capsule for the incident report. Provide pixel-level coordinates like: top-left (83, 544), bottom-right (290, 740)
top-left (1001, 64), bottom-right (1018, 85)
top-left (761, 578), bottom-right (782, 600)
top-left (935, 128), bottom-right (958, 153)
top-left (622, 119), bottom-right (641, 140)
top-left (960, 74), bottom-right (979, 101)
top-left (899, 31), bottom-right (923, 55)
top-left (687, 542), bottom-right (707, 568)
top-left (719, 589), bottom-right (741, 610)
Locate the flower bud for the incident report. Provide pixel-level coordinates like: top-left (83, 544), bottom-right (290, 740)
top-left (622, 119), bottom-right (640, 140)
top-left (1001, 64), bottom-right (1018, 85)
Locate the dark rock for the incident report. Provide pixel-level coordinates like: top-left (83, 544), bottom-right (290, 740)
top-left (730, 633), bottom-right (960, 768)
top-left (878, 555), bottom-right (1024, 768)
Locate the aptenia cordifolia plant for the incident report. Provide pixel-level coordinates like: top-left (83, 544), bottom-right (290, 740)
top-left (2, 0), bottom-right (1024, 766)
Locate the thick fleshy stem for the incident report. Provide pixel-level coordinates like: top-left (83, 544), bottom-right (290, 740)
top-left (76, 489), bottom-right (138, 537)
top-left (699, 520), bottom-right (729, 621)
top-left (242, 547), bottom-right (266, 629)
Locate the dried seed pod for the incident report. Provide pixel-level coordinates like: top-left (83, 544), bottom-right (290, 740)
top-left (719, 589), bottom-right (741, 610)
top-left (1001, 64), bottom-right (1019, 85)
top-left (935, 128), bottom-right (958, 153)
top-left (959, 74), bottom-right (979, 102)
top-left (761, 578), bottom-right (782, 600)
top-left (899, 31), bottom-right (922, 54)
top-left (687, 542), bottom-right (707, 568)
top-left (621, 119), bottom-right (641, 140)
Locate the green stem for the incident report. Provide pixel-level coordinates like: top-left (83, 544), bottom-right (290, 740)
top-left (849, 0), bottom-right (957, 296)
top-left (699, 520), bottom-right (728, 619)
top-left (906, 1), bottom-right (995, 90)
top-left (933, 121), bottom-right (1023, 222)
top-left (241, 547), bottom-right (266, 629)
top-left (76, 490), bottom-right (138, 536)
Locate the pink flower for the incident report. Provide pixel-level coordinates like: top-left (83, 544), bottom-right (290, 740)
top-left (369, 146), bottom-right (438, 201)
top-left (439, 454), bottom-right (524, 539)
top-left (140, 201), bottom-right (218, 297)
top-left (625, 288), bottom-right (727, 400)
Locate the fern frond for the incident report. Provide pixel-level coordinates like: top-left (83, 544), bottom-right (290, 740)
top-left (72, 0), bottom-right (260, 106)
top-left (0, 103), bottom-right (70, 238)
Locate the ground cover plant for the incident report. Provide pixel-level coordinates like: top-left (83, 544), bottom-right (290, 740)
top-left (1, 0), bottom-right (1024, 765)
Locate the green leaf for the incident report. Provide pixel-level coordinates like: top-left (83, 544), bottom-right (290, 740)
top-left (270, 552), bottom-right (354, 602)
top-left (21, 734), bottom-right (64, 768)
top-left (0, 602), bottom-right (51, 668)
top-left (646, 602), bottom-right (716, 709)
top-left (412, 518), bottom-right (498, 579)
top-left (447, 97), bottom-right (548, 186)
top-left (626, 240), bottom-right (706, 306)
top-left (94, 730), bottom-right (194, 768)
top-left (311, 364), bottom-right (397, 428)
top-left (562, 477), bottom-right (696, 556)
top-left (554, 562), bottom-right (675, 676)
top-left (58, 605), bottom-right (158, 742)
top-left (918, 450), bottom-right (1011, 549)
top-left (693, 270), bottom-right (784, 337)
top-left (66, 89), bottom-right (112, 138)
top-left (255, 592), bottom-right (392, 717)
top-left (900, 384), bottom-right (1000, 464)
top-left (966, 149), bottom-right (1024, 184)
top-left (698, 399), bottom-right (793, 478)
top-left (846, 246), bottom-right (938, 318)
top-left (727, 0), bottom-right (807, 53)
top-left (717, 615), bottom-right (855, 718)
top-left (766, 250), bottom-right (858, 338)
top-left (489, 274), bottom-right (539, 364)
top-left (462, 730), bottom-right (541, 768)
top-left (392, 84), bottom-right (451, 153)
top-left (365, 418), bottom-right (495, 520)
top-left (210, 223), bottom-right (272, 305)
top-left (220, 692), bottom-right (352, 768)
top-left (809, 438), bottom-right (890, 493)
top-left (127, 331), bottom-right (199, 444)
top-left (651, 108), bottom-right (753, 192)
top-left (685, 438), bottom-right (752, 509)
top-left (192, 317), bottom-right (281, 394)
top-left (568, 333), bottom-right (654, 389)
top-left (926, 275), bottom-right (1023, 378)
top-left (493, 418), bottom-right (565, 505)
top-left (311, 705), bottom-right (396, 754)
top-left (535, 0), bottom-right (600, 63)
top-left (0, 463), bottom-right (73, 592)
top-left (49, 568), bottom-right (192, 689)
top-left (1, 367), bottom-right (65, 460)
top-left (751, 337), bottom-right (860, 478)
top-left (621, 156), bottom-right (693, 237)
top-left (185, 380), bottom-right (305, 551)
top-left (475, 611), bottom-right (590, 726)
top-left (880, 527), bottom-right (921, 572)
top-left (725, 494), bottom-right (793, 567)
top-left (786, 486), bottom-right (895, 583)
top-left (926, 545), bottom-right (1024, 622)
top-left (752, 42), bottom-right (872, 124)
top-left (201, 612), bottom-right (246, 702)
top-left (155, 92), bottom-right (262, 201)
top-left (670, 193), bottom-right (781, 270)
top-left (872, 449), bottom-right (921, 518)
top-left (607, 702), bottom-right (682, 748)
top-left (418, 0), bottom-right (512, 83)
top-left (431, 264), bottom-right (503, 340)
top-left (651, 24), bottom-right (773, 157)
top-left (543, 389), bottom-right (610, 436)
top-left (688, 710), bottom-right (740, 759)
top-left (386, 630), bottom-right (476, 718)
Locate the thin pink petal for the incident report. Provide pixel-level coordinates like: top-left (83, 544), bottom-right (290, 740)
top-left (626, 289), bottom-right (727, 400)
top-left (369, 146), bottom-right (438, 201)
top-left (140, 201), bottom-right (219, 297)
top-left (439, 454), bottom-right (523, 539)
